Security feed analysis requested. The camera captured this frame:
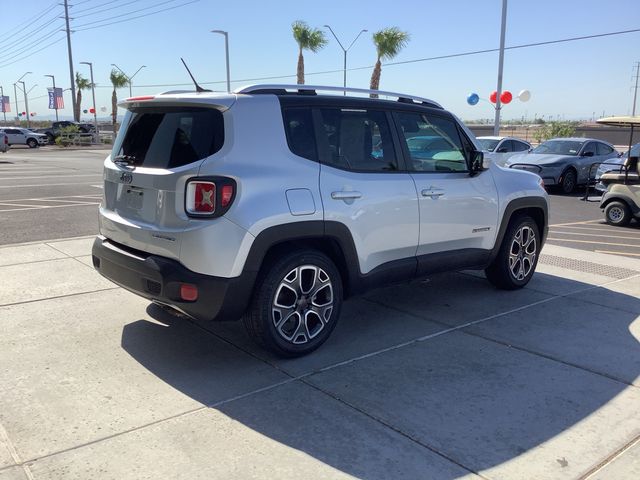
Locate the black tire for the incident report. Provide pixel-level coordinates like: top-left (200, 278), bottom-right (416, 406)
top-left (46, 133), bottom-right (55, 144)
top-left (243, 249), bottom-right (343, 357)
top-left (485, 215), bottom-right (540, 290)
top-left (604, 201), bottom-right (631, 226)
top-left (26, 138), bottom-right (38, 148)
top-left (560, 168), bottom-right (577, 194)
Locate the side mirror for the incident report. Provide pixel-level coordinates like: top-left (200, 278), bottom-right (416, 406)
top-left (496, 147), bottom-right (508, 153)
top-left (582, 151), bottom-right (595, 157)
top-left (469, 150), bottom-right (486, 173)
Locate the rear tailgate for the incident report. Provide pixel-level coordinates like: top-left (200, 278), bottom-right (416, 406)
top-left (100, 95), bottom-right (234, 260)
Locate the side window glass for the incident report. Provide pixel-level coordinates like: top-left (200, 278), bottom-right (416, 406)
top-left (596, 143), bottom-right (613, 156)
top-left (498, 140), bottom-right (513, 152)
top-left (318, 108), bottom-right (397, 172)
top-left (583, 142), bottom-right (597, 155)
top-left (282, 108), bottom-right (317, 162)
top-left (395, 111), bottom-right (467, 172)
top-left (514, 141), bottom-right (530, 152)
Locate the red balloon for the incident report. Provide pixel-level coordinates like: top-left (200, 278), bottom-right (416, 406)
top-left (89, 108), bottom-right (95, 114)
top-left (22, 111), bottom-right (26, 115)
top-left (489, 91), bottom-right (497, 104)
top-left (500, 91), bottom-right (513, 104)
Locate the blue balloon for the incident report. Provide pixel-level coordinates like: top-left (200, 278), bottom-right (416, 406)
top-left (467, 93), bottom-right (479, 106)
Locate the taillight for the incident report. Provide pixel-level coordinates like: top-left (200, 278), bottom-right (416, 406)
top-left (185, 177), bottom-right (236, 218)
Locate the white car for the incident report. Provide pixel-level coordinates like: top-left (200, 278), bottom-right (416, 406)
top-left (0, 127), bottom-right (48, 148)
top-left (91, 84), bottom-right (549, 356)
top-left (477, 136), bottom-right (531, 166)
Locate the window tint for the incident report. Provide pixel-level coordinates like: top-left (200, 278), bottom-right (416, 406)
top-left (582, 142), bottom-right (597, 156)
top-left (513, 140), bottom-right (530, 152)
top-left (596, 142), bottom-right (613, 156)
top-left (498, 140), bottom-right (513, 152)
top-left (111, 106), bottom-right (224, 168)
top-left (282, 108), bottom-right (317, 162)
top-left (317, 108), bottom-right (397, 171)
top-left (395, 111), bottom-right (467, 172)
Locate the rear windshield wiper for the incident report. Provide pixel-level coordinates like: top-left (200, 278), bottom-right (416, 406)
top-left (113, 154), bottom-right (136, 165)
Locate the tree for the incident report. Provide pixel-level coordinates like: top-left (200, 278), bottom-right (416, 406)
top-left (369, 27), bottom-right (410, 97)
top-left (533, 121), bottom-right (578, 143)
top-left (292, 20), bottom-right (327, 85)
top-left (109, 69), bottom-right (128, 132)
top-left (74, 72), bottom-right (92, 122)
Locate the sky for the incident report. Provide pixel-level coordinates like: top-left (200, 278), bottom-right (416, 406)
top-left (1, 0), bottom-right (639, 122)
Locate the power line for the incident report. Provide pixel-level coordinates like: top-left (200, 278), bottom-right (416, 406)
top-left (74, 0), bottom-right (192, 28)
top-left (0, 13), bottom-right (61, 50)
top-left (0, 23), bottom-right (63, 61)
top-left (0, 36), bottom-right (65, 69)
top-left (0, 2), bottom-right (58, 44)
top-left (74, 0), bottom-right (144, 19)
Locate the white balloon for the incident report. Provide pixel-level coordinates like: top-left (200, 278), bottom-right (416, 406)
top-left (518, 89), bottom-right (531, 102)
top-left (100, 106), bottom-right (107, 112)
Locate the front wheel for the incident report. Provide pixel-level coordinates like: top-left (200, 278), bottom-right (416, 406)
top-left (604, 201), bottom-right (631, 226)
top-left (485, 215), bottom-right (540, 290)
top-left (560, 169), bottom-right (577, 194)
top-left (27, 138), bottom-right (38, 148)
top-left (243, 249), bottom-right (343, 357)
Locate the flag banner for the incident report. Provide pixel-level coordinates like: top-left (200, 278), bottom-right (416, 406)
top-left (48, 88), bottom-right (64, 109)
top-left (0, 96), bottom-right (9, 113)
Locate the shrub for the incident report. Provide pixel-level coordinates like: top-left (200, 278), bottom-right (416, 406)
top-left (54, 125), bottom-right (81, 147)
top-left (533, 121), bottom-right (578, 143)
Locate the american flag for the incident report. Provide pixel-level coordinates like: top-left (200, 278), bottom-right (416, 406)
top-left (0, 96), bottom-right (9, 113)
top-left (47, 88), bottom-right (64, 109)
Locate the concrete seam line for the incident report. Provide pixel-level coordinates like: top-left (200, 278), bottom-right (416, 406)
top-left (579, 434), bottom-right (640, 480)
top-left (0, 422), bottom-right (35, 480)
top-left (0, 287), bottom-right (120, 309)
top-left (298, 378), bottom-right (492, 480)
top-left (0, 234), bottom-right (95, 249)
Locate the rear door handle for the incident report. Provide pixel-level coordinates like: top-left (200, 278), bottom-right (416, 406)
top-left (421, 188), bottom-right (445, 198)
top-left (331, 191), bottom-right (362, 200)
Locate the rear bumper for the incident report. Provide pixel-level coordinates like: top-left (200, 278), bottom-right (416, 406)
top-left (91, 236), bottom-right (255, 322)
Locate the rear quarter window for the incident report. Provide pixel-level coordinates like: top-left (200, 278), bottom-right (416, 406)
top-left (112, 106), bottom-right (224, 168)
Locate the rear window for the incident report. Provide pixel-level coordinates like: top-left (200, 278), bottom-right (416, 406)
top-left (111, 106), bottom-right (224, 168)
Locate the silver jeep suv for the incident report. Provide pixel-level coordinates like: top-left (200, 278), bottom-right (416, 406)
top-left (92, 84), bottom-right (549, 356)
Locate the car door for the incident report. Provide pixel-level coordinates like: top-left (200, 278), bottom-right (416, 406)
top-left (393, 110), bottom-right (499, 274)
top-left (316, 106), bottom-right (419, 278)
top-left (577, 141), bottom-right (598, 183)
top-left (5, 129), bottom-right (23, 145)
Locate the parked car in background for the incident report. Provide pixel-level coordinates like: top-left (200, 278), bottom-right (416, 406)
top-left (0, 132), bottom-right (8, 153)
top-left (505, 137), bottom-right (618, 193)
top-left (34, 121), bottom-right (95, 144)
top-left (594, 143), bottom-right (639, 192)
top-left (477, 136), bottom-right (531, 166)
top-left (0, 127), bottom-right (48, 148)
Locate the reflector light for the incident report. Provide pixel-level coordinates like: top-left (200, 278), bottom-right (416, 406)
top-left (125, 95), bottom-right (155, 102)
top-left (180, 284), bottom-right (198, 301)
top-left (221, 184), bottom-right (234, 207)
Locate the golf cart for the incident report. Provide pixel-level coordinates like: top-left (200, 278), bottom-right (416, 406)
top-left (596, 116), bottom-right (640, 226)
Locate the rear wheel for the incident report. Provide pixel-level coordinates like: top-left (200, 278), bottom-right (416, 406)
top-left (26, 138), bottom-right (38, 148)
top-left (485, 215), bottom-right (540, 290)
top-left (560, 169), bottom-right (577, 194)
top-left (243, 249), bottom-right (343, 357)
top-left (604, 201), bottom-right (631, 226)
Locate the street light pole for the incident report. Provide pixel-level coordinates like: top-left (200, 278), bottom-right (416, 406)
top-left (13, 84), bottom-right (19, 122)
top-left (493, 0), bottom-right (508, 136)
top-left (45, 75), bottom-right (59, 122)
top-left (111, 64), bottom-right (146, 97)
top-left (18, 81), bottom-right (30, 128)
top-left (80, 62), bottom-right (99, 143)
top-left (324, 26), bottom-right (367, 95)
top-left (14, 72), bottom-right (30, 124)
top-left (211, 30), bottom-right (230, 92)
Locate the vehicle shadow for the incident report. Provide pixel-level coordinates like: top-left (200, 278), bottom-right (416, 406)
top-left (120, 271), bottom-right (640, 478)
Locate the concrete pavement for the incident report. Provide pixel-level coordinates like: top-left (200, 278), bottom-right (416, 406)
top-left (0, 238), bottom-right (639, 479)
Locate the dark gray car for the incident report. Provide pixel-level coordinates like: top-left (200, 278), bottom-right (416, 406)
top-left (506, 138), bottom-right (618, 193)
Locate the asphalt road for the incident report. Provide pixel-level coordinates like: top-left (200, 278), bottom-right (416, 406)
top-left (1, 147), bottom-right (639, 258)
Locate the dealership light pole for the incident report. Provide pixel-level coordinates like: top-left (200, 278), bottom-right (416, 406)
top-left (44, 75), bottom-right (59, 121)
top-left (324, 25), bottom-right (367, 94)
top-left (211, 30), bottom-right (230, 92)
top-left (80, 62), bottom-right (99, 142)
top-left (15, 72), bottom-right (32, 128)
top-left (111, 64), bottom-right (147, 96)
top-left (14, 72), bottom-right (30, 124)
top-left (493, 0), bottom-right (508, 135)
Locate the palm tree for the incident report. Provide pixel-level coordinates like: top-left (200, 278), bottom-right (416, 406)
top-left (292, 20), bottom-right (327, 84)
top-left (74, 72), bottom-right (92, 122)
top-left (109, 69), bottom-right (128, 132)
top-left (369, 27), bottom-right (410, 97)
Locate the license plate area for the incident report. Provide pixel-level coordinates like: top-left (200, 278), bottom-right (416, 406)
top-left (125, 186), bottom-right (144, 210)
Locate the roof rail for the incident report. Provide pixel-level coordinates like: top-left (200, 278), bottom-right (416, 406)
top-left (234, 84), bottom-right (443, 109)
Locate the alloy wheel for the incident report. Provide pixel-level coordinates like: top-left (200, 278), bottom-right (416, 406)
top-left (272, 265), bottom-right (334, 345)
top-left (508, 226), bottom-right (537, 281)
